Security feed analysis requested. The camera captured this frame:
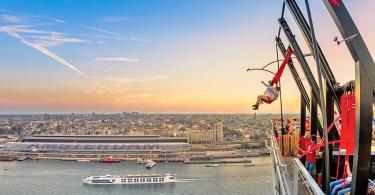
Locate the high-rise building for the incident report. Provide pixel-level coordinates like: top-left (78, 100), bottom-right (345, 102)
top-left (213, 122), bottom-right (224, 142)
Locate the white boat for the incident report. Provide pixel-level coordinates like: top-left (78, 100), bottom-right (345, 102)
top-left (136, 157), bottom-right (149, 164)
top-left (77, 159), bottom-right (90, 162)
top-left (205, 164), bottom-right (220, 167)
top-left (145, 160), bottom-right (156, 169)
top-left (82, 173), bottom-right (176, 185)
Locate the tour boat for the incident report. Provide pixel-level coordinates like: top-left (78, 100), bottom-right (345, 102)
top-left (82, 173), bottom-right (176, 185)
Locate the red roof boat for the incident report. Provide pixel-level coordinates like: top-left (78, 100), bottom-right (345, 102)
top-left (100, 156), bottom-right (120, 163)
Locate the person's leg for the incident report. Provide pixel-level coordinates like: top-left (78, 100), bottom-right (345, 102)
top-left (257, 95), bottom-right (264, 104)
top-left (309, 163), bottom-right (316, 175)
top-left (330, 180), bottom-right (342, 194)
top-left (331, 181), bottom-right (344, 195)
top-left (261, 96), bottom-right (271, 104)
top-left (252, 95), bottom-right (263, 109)
top-left (337, 185), bottom-right (351, 195)
top-left (305, 161), bottom-right (313, 175)
top-left (305, 161), bottom-right (310, 170)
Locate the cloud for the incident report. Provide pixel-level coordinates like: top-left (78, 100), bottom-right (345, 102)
top-left (54, 19), bottom-right (66, 23)
top-left (100, 16), bottom-right (131, 23)
top-left (105, 77), bottom-right (149, 84)
top-left (27, 32), bottom-right (88, 47)
top-left (89, 27), bottom-right (128, 39)
top-left (129, 37), bottom-right (152, 44)
top-left (95, 57), bottom-right (141, 63)
top-left (0, 25), bottom-right (47, 34)
top-left (0, 25), bottom-right (88, 78)
top-left (0, 9), bottom-right (151, 44)
top-left (102, 75), bottom-right (167, 85)
top-left (0, 25), bottom-right (87, 47)
top-left (0, 14), bottom-right (23, 23)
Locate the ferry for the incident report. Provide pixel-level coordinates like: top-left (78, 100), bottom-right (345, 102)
top-left (82, 173), bottom-right (176, 185)
top-left (145, 160), bottom-right (156, 169)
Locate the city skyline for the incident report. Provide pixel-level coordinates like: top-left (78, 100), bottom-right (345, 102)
top-left (0, 0), bottom-right (374, 114)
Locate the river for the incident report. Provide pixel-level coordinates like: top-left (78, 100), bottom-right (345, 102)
top-left (0, 157), bottom-right (273, 195)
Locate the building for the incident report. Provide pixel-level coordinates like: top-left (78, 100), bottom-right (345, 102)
top-left (213, 122), bottom-right (224, 142)
top-left (187, 130), bottom-right (213, 144)
top-left (3, 135), bottom-right (189, 160)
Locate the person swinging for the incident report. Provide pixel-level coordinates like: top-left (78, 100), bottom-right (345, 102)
top-left (251, 46), bottom-right (293, 110)
top-left (252, 80), bottom-right (280, 110)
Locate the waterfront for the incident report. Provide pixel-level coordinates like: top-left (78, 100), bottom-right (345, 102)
top-left (0, 157), bottom-right (272, 195)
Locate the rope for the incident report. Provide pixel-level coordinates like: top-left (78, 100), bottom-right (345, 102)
top-left (336, 150), bottom-right (341, 180)
top-left (275, 43), bottom-right (284, 134)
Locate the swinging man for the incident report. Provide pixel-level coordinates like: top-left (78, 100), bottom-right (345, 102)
top-left (252, 80), bottom-right (280, 110)
top-left (250, 47), bottom-right (293, 110)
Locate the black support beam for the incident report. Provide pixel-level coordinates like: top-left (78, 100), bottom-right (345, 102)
top-left (283, 0), bottom-right (341, 112)
top-left (310, 89), bottom-right (318, 138)
top-left (278, 18), bottom-right (321, 107)
top-left (301, 93), bottom-right (306, 136)
top-left (275, 37), bottom-right (310, 108)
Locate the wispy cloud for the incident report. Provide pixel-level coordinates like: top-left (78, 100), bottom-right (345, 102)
top-left (0, 9), bottom-right (152, 44)
top-left (100, 16), bottom-right (131, 23)
top-left (0, 14), bottom-right (23, 23)
top-left (103, 75), bottom-right (167, 84)
top-left (95, 57), bottom-right (141, 63)
top-left (0, 25), bottom-right (88, 48)
top-left (27, 32), bottom-right (88, 47)
top-left (105, 77), bottom-right (149, 83)
top-left (0, 25), bottom-right (87, 77)
top-left (89, 27), bottom-right (128, 39)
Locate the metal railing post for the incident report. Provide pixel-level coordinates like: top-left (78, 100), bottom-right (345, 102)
top-left (294, 164), bottom-right (299, 195)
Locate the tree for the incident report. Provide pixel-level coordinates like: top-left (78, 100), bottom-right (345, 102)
top-left (11, 126), bottom-right (23, 136)
top-left (240, 142), bottom-right (251, 149)
top-left (224, 127), bottom-right (243, 138)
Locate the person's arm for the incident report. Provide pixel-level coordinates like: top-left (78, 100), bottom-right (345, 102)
top-left (261, 81), bottom-right (269, 87)
top-left (346, 161), bottom-right (352, 177)
top-left (315, 148), bottom-right (320, 157)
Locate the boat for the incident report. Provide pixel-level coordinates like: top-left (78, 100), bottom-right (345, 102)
top-left (17, 156), bottom-right (27, 161)
top-left (244, 163), bottom-right (255, 167)
top-left (145, 160), bottom-right (156, 169)
top-left (136, 157), bottom-right (148, 164)
top-left (205, 164), bottom-right (220, 167)
top-left (82, 173), bottom-right (176, 185)
top-left (61, 158), bottom-right (75, 161)
top-left (100, 156), bottom-right (120, 163)
top-left (77, 159), bottom-right (90, 162)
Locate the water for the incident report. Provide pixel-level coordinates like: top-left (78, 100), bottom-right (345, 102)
top-left (0, 157), bottom-right (273, 195)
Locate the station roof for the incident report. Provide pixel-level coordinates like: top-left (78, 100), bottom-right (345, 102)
top-left (21, 135), bottom-right (188, 143)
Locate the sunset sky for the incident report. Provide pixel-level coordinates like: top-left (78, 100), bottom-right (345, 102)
top-left (0, 0), bottom-right (374, 114)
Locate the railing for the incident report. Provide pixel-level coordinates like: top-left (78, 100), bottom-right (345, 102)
top-left (269, 119), bottom-right (324, 195)
top-left (292, 158), bottom-right (324, 195)
top-left (270, 135), bottom-right (292, 195)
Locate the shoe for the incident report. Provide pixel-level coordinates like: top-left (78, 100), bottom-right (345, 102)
top-left (252, 105), bottom-right (259, 110)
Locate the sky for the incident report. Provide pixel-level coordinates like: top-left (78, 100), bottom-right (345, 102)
top-left (0, 0), bottom-right (374, 114)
